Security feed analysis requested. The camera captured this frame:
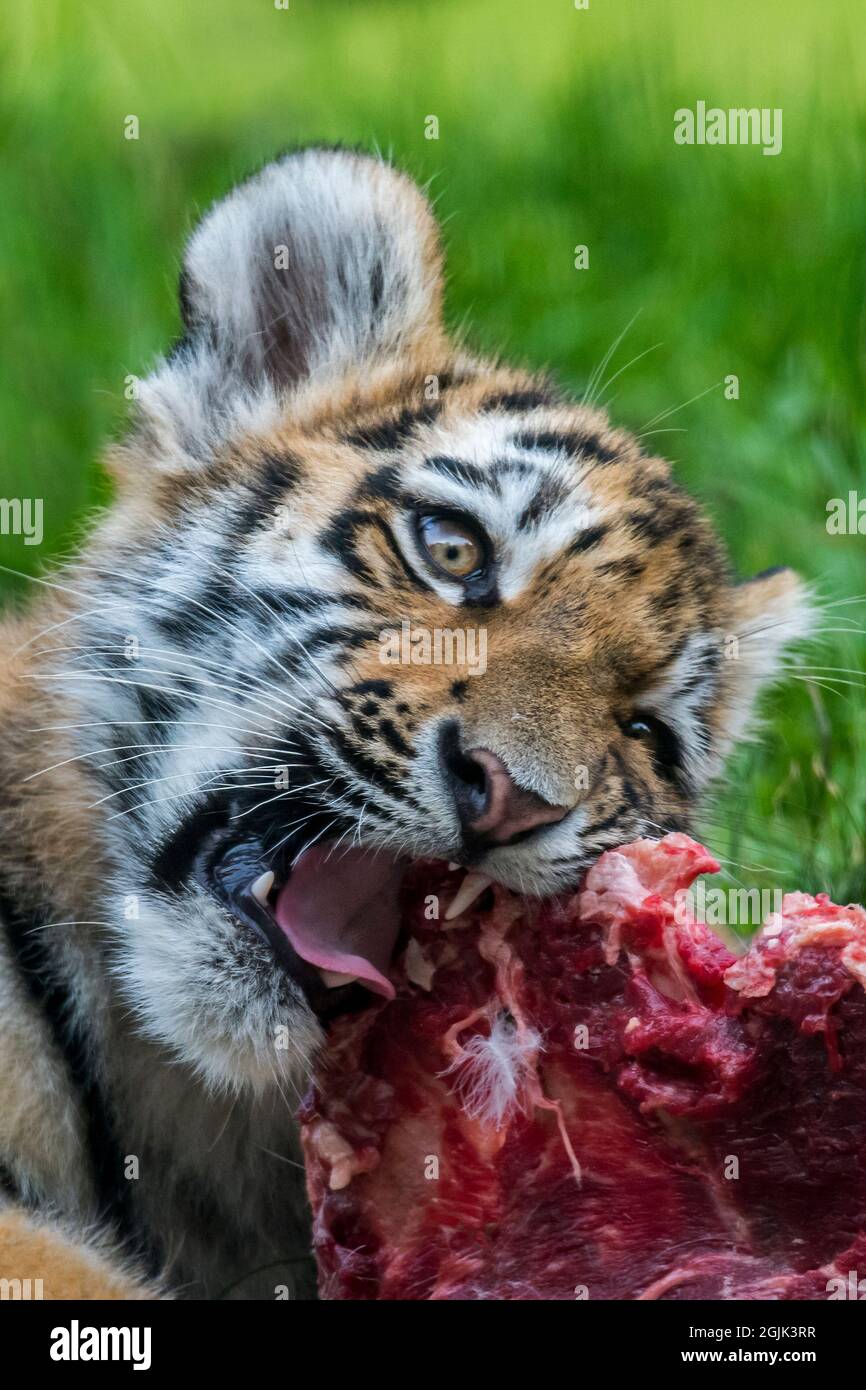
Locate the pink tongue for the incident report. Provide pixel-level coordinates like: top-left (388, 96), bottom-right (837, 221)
top-left (274, 844), bottom-right (405, 999)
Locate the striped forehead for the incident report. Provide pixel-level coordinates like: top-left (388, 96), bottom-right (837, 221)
top-left (401, 413), bottom-right (603, 601)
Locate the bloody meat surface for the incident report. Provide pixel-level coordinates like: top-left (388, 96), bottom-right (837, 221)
top-left (299, 834), bottom-right (866, 1300)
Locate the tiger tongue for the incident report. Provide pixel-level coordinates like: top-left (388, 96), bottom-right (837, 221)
top-left (273, 845), bottom-right (406, 1000)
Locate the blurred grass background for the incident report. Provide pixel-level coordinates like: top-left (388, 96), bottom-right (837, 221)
top-left (0, 0), bottom-right (864, 909)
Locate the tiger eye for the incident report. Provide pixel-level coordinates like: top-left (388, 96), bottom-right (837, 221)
top-left (420, 517), bottom-right (484, 579)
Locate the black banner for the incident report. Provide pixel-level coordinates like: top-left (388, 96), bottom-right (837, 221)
top-left (3, 1296), bottom-right (859, 1375)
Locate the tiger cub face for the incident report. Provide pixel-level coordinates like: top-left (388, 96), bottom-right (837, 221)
top-left (52, 149), bottom-right (808, 1091)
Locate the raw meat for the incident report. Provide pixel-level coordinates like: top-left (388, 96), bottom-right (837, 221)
top-left (299, 834), bottom-right (866, 1300)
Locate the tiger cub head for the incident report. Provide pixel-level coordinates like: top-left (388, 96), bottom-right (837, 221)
top-left (49, 148), bottom-right (809, 1090)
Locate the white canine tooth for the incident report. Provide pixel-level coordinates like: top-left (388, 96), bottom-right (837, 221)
top-left (448, 861), bottom-right (461, 871)
top-left (405, 938), bottom-right (436, 991)
top-left (445, 871), bottom-right (494, 921)
top-left (320, 970), bottom-right (357, 989)
top-left (251, 870), bottom-right (275, 905)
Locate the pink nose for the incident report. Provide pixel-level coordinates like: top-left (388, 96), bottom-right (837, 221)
top-left (449, 745), bottom-right (569, 845)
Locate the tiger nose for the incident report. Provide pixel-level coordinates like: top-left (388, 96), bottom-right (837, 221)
top-left (444, 743), bottom-right (569, 845)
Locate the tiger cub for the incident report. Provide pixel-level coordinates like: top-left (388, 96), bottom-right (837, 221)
top-left (0, 148), bottom-right (808, 1298)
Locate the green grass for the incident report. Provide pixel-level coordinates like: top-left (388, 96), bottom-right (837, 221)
top-left (1, 0), bottom-right (864, 906)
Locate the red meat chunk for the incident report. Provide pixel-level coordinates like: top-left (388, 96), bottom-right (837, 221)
top-left (299, 834), bottom-right (866, 1300)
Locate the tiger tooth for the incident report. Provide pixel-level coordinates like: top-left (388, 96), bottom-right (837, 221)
top-left (445, 871), bottom-right (494, 921)
top-left (251, 870), bottom-right (275, 905)
top-left (320, 970), bottom-right (357, 989)
top-left (448, 861), bottom-right (461, 871)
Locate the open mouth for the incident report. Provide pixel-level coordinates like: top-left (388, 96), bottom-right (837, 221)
top-left (204, 833), bottom-right (419, 1022)
top-left (186, 763), bottom-right (507, 1024)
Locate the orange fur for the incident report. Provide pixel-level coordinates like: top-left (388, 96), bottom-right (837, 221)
top-left (0, 1210), bottom-right (157, 1300)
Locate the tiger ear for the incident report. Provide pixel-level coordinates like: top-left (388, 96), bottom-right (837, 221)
top-left (130, 147), bottom-right (445, 467)
top-left (715, 566), bottom-right (813, 752)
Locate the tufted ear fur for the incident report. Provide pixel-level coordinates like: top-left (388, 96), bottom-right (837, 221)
top-left (716, 566), bottom-right (813, 753)
top-left (130, 147), bottom-right (445, 468)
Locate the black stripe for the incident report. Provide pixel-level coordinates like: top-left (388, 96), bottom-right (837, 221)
top-left (343, 402), bottom-right (440, 450)
top-left (608, 750), bottom-right (644, 806)
top-left (253, 587), bottom-right (371, 619)
top-left (652, 583), bottom-right (684, 614)
top-left (517, 477), bottom-right (570, 530)
top-left (302, 623), bottom-right (381, 656)
top-left (318, 508), bottom-right (381, 583)
top-left (319, 509), bottom-right (437, 596)
top-left (595, 556), bottom-right (645, 580)
top-left (316, 769), bottom-right (385, 820)
top-left (231, 452), bottom-right (304, 536)
top-left (513, 429), bottom-right (620, 464)
top-left (325, 728), bottom-right (422, 810)
top-left (489, 458), bottom-right (536, 480)
top-left (348, 679), bottom-right (393, 698)
top-left (583, 807), bottom-right (628, 837)
top-left (423, 456), bottom-right (497, 491)
top-left (353, 462), bottom-right (405, 504)
top-left (0, 1159), bottom-right (21, 1202)
top-left (625, 507), bottom-right (673, 545)
top-left (378, 718), bottom-right (411, 757)
top-left (567, 525), bottom-right (609, 556)
top-left (0, 880), bottom-right (158, 1271)
top-left (480, 389), bottom-right (556, 413)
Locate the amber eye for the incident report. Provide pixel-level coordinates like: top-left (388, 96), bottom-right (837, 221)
top-left (418, 514), bottom-right (485, 580)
